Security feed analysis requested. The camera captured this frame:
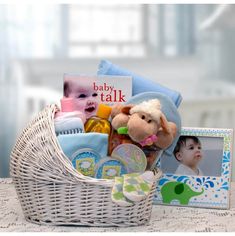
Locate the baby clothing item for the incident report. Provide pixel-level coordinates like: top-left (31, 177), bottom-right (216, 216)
top-left (57, 132), bottom-right (108, 161)
top-left (123, 171), bottom-right (155, 202)
top-left (54, 97), bottom-right (86, 135)
top-left (55, 97), bottom-right (86, 122)
top-left (54, 113), bottom-right (85, 135)
top-left (175, 163), bottom-right (204, 176)
top-left (111, 171), bottom-right (155, 206)
top-left (97, 59), bottom-right (182, 108)
top-left (111, 177), bottom-right (133, 206)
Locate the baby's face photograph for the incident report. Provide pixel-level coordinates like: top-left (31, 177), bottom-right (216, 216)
top-left (160, 135), bottom-right (224, 177)
top-left (176, 138), bottom-right (203, 167)
top-left (65, 78), bottom-right (99, 119)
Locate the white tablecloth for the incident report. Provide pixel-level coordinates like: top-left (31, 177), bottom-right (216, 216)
top-left (1, 178), bottom-right (235, 232)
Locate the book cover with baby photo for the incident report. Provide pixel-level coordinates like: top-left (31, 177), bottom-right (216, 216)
top-left (63, 74), bottom-right (132, 119)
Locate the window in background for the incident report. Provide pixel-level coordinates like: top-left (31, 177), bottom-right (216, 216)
top-left (197, 4), bottom-right (235, 82)
top-left (0, 5), bottom-right (60, 178)
top-left (65, 4), bottom-right (214, 58)
top-left (148, 4), bottom-right (197, 57)
top-left (67, 5), bottom-right (146, 58)
top-left (0, 5), bottom-right (60, 60)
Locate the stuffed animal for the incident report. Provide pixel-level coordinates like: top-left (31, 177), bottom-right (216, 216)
top-left (111, 99), bottom-right (177, 150)
top-left (111, 104), bottom-right (133, 134)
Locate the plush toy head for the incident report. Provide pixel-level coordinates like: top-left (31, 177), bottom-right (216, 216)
top-left (111, 99), bottom-right (177, 149)
top-left (128, 99), bottom-right (161, 142)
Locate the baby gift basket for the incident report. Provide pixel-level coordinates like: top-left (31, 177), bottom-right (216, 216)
top-left (10, 60), bottom-right (182, 227)
top-left (10, 103), bottom-right (163, 227)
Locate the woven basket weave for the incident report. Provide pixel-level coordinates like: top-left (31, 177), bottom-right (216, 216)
top-left (10, 104), bottom-right (162, 227)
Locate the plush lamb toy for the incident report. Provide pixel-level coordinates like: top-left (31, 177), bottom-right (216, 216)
top-left (111, 99), bottom-right (177, 150)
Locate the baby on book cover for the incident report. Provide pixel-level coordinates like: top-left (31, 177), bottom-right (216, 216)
top-left (63, 74), bottom-right (132, 120)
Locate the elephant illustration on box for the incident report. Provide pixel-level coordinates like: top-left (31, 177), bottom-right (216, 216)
top-left (161, 181), bottom-right (204, 205)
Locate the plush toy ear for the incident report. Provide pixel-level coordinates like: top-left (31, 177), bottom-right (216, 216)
top-left (160, 113), bottom-right (171, 134)
top-left (111, 104), bottom-right (124, 118)
top-left (121, 104), bottom-right (134, 115)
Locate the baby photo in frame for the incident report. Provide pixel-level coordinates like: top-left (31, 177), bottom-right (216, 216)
top-left (154, 127), bottom-right (233, 209)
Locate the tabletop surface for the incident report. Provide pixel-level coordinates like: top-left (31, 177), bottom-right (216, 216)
top-left (1, 178), bottom-right (235, 232)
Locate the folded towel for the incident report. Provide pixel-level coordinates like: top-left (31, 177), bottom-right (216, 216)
top-left (97, 59), bottom-right (182, 108)
top-left (54, 115), bottom-right (84, 135)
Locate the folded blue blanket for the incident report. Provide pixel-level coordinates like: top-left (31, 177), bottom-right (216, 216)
top-left (97, 59), bottom-right (182, 108)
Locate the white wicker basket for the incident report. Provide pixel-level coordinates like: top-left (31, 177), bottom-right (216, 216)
top-left (10, 104), bottom-right (162, 227)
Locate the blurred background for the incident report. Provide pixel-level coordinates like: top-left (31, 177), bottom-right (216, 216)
top-left (1, 4), bottom-right (235, 179)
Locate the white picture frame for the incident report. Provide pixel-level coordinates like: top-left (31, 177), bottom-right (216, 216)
top-left (154, 127), bottom-right (233, 209)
